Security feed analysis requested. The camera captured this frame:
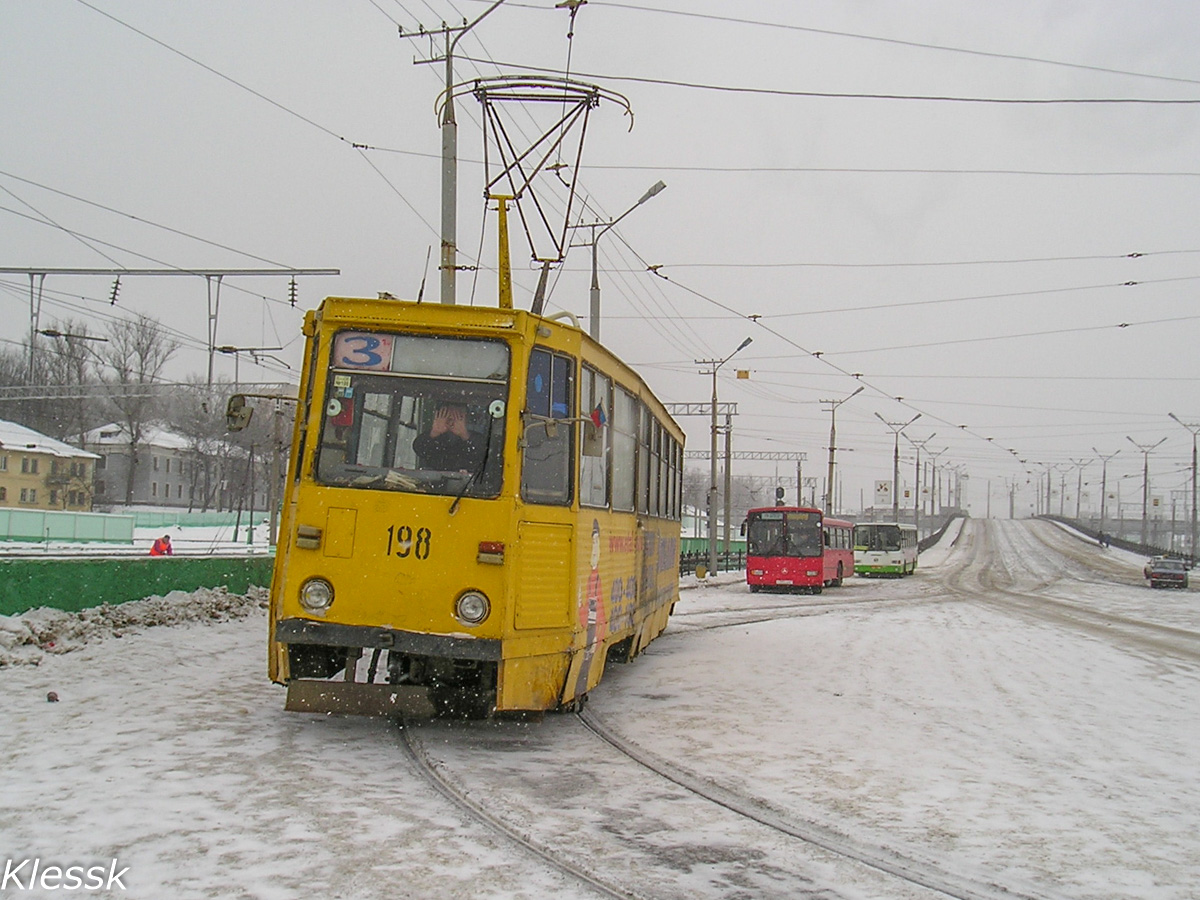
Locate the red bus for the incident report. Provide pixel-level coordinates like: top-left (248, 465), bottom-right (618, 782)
top-left (744, 507), bottom-right (855, 594)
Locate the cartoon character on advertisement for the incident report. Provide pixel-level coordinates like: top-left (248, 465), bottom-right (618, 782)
top-left (572, 519), bottom-right (608, 698)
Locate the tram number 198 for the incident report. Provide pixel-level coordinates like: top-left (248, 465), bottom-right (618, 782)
top-left (386, 525), bottom-right (431, 559)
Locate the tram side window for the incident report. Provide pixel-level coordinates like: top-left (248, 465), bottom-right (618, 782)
top-left (637, 405), bottom-right (651, 514)
top-left (669, 436), bottom-right (681, 519)
top-left (662, 427), bottom-right (672, 518)
top-left (522, 348), bottom-right (574, 505)
top-left (611, 386), bottom-right (637, 511)
top-left (580, 366), bottom-right (611, 508)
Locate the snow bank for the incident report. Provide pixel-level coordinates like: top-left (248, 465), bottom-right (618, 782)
top-left (0, 585), bottom-right (268, 667)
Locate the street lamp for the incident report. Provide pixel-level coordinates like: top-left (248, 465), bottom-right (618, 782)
top-left (580, 180), bottom-right (666, 341)
top-left (1127, 435), bottom-right (1167, 547)
top-left (1168, 412), bottom-right (1200, 563)
top-left (40, 329), bottom-right (109, 449)
top-left (905, 433), bottom-right (935, 536)
top-left (875, 412), bottom-right (920, 522)
top-left (1040, 464), bottom-right (1057, 517)
top-left (216, 345), bottom-right (284, 392)
top-left (1069, 457), bottom-right (1091, 521)
top-left (699, 336), bottom-right (752, 576)
top-left (925, 446), bottom-right (947, 519)
top-left (821, 386), bottom-right (863, 513)
top-left (38, 329), bottom-right (108, 342)
top-left (1093, 447), bottom-right (1119, 537)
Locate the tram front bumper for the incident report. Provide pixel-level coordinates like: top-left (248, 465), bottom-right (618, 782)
top-left (284, 680), bottom-right (436, 717)
top-left (275, 617), bottom-right (503, 660)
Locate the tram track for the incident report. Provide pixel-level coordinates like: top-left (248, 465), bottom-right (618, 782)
top-left (394, 540), bottom-right (1057, 900)
top-left (398, 708), bottom-right (1047, 900)
top-left (670, 576), bottom-right (959, 635)
top-left (393, 521), bottom-right (1188, 899)
top-left (397, 719), bottom-right (646, 900)
top-left (576, 708), bottom-right (1050, 900)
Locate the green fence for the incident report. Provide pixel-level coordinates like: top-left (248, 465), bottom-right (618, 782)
top-left (123, 509), bottom-right (271, 528)
top-left (0, 508), bottom-right (135, 544)
top-left (0, 555), bottom-right (276, 616)
top-left (679, 536), bottom-right (747, 555)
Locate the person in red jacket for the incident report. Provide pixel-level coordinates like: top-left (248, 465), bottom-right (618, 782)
top-left (149, 534), bottom-right (173, 556)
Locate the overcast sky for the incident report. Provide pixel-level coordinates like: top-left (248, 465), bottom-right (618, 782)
top-left (4, 0), bottom-right (1200, 515)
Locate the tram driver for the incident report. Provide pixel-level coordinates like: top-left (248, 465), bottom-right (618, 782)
top-left (413, 402), bottom-right (484, 472)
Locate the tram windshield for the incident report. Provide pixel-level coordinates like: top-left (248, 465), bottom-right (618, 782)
top-left (315, 331), bottom-right (509, 498)
top-left (747, 511), bottom-right (822, 558)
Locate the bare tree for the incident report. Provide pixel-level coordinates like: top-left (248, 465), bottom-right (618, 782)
top-left (0, 341), bottom-right (55, 435)
top-left (682, 467), bottom-right (708, 524)
top-left (96, 314), bottom-right (180, 504)
top-left (163, 376), bottom-right (272, 512)
top-left (40, 319), bottom-right (100, 447)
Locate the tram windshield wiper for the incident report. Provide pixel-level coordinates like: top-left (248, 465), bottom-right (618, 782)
top-left (449, 413), bottom-right (497, 515)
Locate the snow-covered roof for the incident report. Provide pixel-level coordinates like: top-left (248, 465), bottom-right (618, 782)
top-left (84, 423), bottom-right (193, 451)
top-left (0, 419), bottom-right (100, 459)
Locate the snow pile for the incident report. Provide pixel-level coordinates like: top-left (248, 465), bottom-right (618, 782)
top-left (0, 585), bottom-right (268, 667)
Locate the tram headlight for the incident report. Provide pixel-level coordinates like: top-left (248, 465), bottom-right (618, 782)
top-left (455, 590), bottom-right (490, 626)
top-left (299, 578), bottom-right (335, 614)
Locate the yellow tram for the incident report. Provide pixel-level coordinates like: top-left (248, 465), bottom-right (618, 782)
top-left (263, 296), bottom-right (684, 717)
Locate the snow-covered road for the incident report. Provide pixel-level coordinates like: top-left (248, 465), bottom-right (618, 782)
top-left (1, 518), bottom-right (1197, 899)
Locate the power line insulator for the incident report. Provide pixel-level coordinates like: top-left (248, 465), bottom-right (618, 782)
top-left (288, 277), bottom-right (298, 307)
top-left (109, 276), bottom-right (121, 305)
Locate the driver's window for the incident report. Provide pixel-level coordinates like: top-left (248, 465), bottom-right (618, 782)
top-left (521, 348), bottom-right (574, 505)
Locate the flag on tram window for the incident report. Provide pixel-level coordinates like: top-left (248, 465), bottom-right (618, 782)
top-left (590, 403), bottom-right (607, 429)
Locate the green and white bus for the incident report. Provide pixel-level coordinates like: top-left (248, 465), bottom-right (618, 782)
top-left (853, 522), bottom-right (918, 576)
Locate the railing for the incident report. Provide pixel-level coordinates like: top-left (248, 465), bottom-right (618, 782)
top-left (1038, 514), bottom-right (1194, 566)
top-left (919, 514), bottom-right (965, 552)
top-left (679, 549), bottom-right (746, 576)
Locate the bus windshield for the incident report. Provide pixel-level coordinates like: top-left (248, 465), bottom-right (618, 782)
top-left (856, 524), bottom-right (902, 552)
top-left (315, 331), bottom-right (509, 497)
top-left (747, 511), bottom-right (822, 558)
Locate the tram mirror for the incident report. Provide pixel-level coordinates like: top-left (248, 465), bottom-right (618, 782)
top-left (226, 394), bottom-right (253, 432)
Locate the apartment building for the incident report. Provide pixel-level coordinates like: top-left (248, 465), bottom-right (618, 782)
top-left (0, 419), bottom-right (100, 511)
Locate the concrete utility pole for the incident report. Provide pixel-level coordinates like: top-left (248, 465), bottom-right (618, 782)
top-left (1169, 413), bottom-right (1200, 562)
top-left (722, 410), bottom-right (733, 553)
top-left (905, 433), bottom-right (935, 536)
top-left (1127, 436), bottom-right (1167, 546)
top-left (1093, 447), bottom-right (1119, 536)
top-left (1042, 464), bottom-right (1056, 517)
top-left (876, 412), bottom-right (920, 521)
top-left (408, 0), bottom-right (508, 306)
top-left (1070, 457), bottom-right (1091, 521)
top-left (820, 386), bottom-right (863, 514)
top-left (697, 338), bottom-right (752, 576)
top-left (925, 446), bottom-right (947, 521)
top-left (577, 181), bottom-right (666, 340)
